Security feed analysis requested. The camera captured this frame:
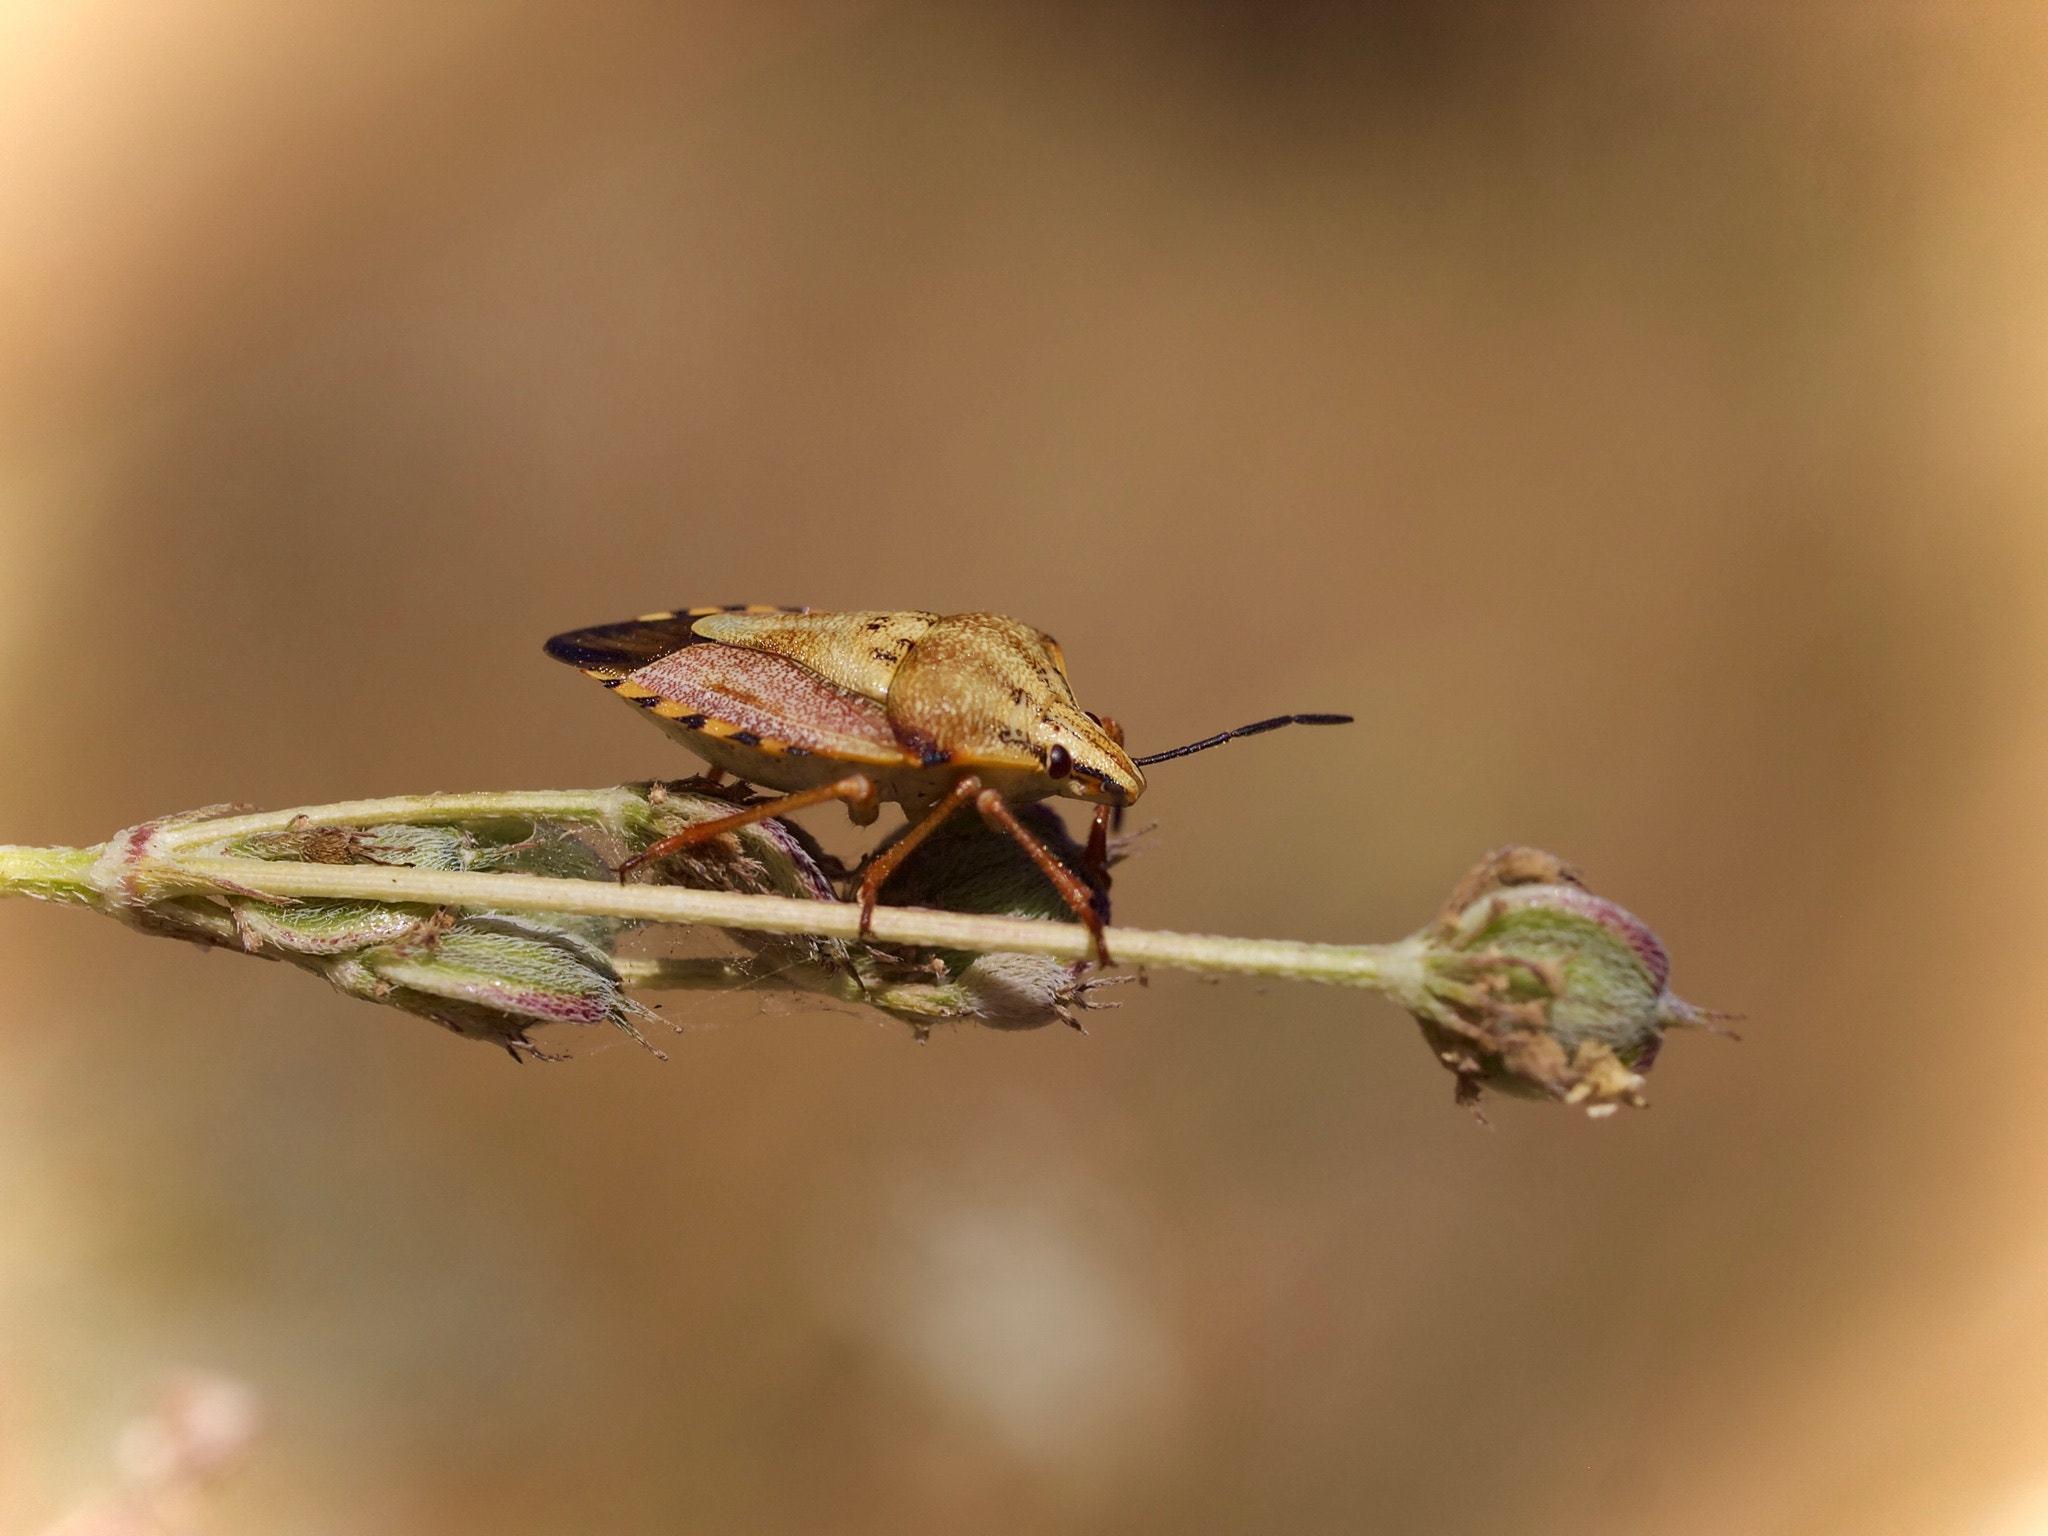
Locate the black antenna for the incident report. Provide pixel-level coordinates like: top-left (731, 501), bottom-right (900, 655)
top-left (1132, 713), bottom-right (1353, 767)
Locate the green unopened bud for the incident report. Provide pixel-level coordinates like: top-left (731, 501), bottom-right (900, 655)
top-left (234, 897), bottom-right (441, 956)
top-left (334, 915), bottom-right (654, 1057)
top-left (1393, 846), bottom-right (1729, 1117)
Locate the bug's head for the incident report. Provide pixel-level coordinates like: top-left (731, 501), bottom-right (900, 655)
top-left (1043, 711), bottom-right (1145, 808)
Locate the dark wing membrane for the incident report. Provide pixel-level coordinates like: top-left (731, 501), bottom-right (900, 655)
top-left (544, 613), bottom-right (703, 678)
top-left (543, 607), bottom-right (802, 679)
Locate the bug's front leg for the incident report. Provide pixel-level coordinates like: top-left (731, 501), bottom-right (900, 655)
top-left (1084, 805), bottom-right (1114, 922)
top-left (975, 790), bottom-right (1113, 967)
top-left (618, 774), bottom-right (879, 883)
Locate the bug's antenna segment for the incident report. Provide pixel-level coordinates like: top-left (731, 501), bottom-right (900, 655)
top-left (1133, 713), bottom-right (1354, 767)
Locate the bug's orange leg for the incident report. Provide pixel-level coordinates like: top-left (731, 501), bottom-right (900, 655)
top-left (853, 775), bottom-right (984, 936)
top-left (975, 789), bottom-right (1113, 966)
top-left (618, 773), bottom-right (879, 883)
top-left (1084, 803), bottom-right (1114, 921)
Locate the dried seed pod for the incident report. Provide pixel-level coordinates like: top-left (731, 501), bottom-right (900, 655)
top-left (1399, 846), bottom-right (1730, 1116)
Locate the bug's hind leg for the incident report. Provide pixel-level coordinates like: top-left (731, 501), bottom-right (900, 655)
top-left (975, 790), bottom-right (1113, 967)
top-left (618, 774), bottom-right (878, 882)
top-left (853, 775), bottom-right (983, 936)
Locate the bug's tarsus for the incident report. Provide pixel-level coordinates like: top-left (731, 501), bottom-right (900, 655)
top-left (1131, 713), bottom-right (1354, 768)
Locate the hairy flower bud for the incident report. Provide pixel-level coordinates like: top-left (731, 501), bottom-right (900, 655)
top-left (1395, 846), bottom-right (1728, 1116)
top-left (330, 916), bottom-right (650, 1056)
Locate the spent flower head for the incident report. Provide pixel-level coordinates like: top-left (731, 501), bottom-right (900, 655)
top-left (1395, 846), bottom-right (1730, 1117)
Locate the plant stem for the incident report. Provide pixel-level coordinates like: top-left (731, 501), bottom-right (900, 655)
top-left (148, 856), bottom-right (1411, 987)
top-left (0, 844), bottom-right (99, 905)
top-left (0, 830), bottom-right (1413, 990)
top-left (0, 789), bottom-right (1423, 991)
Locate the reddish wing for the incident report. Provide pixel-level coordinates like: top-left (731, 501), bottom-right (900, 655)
top-left (619, 645), bottom-right (912, 766)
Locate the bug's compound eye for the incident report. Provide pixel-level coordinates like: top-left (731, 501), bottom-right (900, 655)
top-left (1045, 743), bottom-right (1072, 780)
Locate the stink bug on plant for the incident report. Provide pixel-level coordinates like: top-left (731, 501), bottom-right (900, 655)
top-left (545, 606), bottom-right (1350, 962)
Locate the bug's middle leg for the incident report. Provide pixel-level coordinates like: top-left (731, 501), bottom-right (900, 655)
top-left (618, 773), bottom-right (879, 882)
top-left (853, 775), bottom-right (984, 935)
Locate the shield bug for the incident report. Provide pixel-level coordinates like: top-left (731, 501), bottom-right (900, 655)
top-left (545, 605), bottom-right (1350, 962)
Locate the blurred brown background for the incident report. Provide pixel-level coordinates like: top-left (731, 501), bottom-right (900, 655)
top-left (0, 3), bottom-right (2044, 1532)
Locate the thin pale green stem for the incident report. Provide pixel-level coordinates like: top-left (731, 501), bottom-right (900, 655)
top-left (0, 790), bottom-right (1423, 991)
top-left (146, 855), bottom-right (1408, 986)
top-left (0, 844), bottom-right (100, 905)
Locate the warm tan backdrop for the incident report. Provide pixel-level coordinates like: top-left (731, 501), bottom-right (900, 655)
top-left (2, 5), bottom-right (2046, 1533)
